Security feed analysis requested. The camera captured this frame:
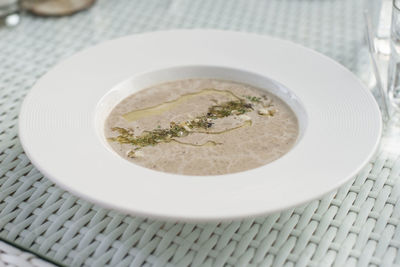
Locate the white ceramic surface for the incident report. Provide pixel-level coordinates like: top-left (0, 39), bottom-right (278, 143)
top-left (19, 30), bottom-right (382, 221)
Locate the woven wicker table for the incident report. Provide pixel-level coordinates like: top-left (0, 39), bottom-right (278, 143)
top-left (1, 0), bottom-right (399, 266)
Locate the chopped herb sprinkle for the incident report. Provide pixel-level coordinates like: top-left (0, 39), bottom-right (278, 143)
top-left (109, 91), bottom-right (274, 155)
top-left (244, 95), bottom-right (262, 103)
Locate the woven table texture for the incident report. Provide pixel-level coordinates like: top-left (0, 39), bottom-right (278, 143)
top-left (0, 241), bottom-right (54, 267)
top-left (1, 0), bottom-right (399, 266)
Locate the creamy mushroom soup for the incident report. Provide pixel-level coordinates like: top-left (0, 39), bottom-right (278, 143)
top-left (106, 79), bottom-right (299, 175)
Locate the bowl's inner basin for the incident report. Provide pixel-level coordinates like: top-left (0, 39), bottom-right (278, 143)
top-left (100, 66), bottom-right (305, 176)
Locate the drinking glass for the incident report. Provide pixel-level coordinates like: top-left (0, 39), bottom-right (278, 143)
top-left (387, 0), bottom-right (400, 111)
top-left (365, 0), bottom-right (392, 55)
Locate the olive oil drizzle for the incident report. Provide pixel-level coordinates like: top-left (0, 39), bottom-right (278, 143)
top-left (193, 120), bottom-right (252, 135)
top-left (170, 139), bottom-right (222, 147)
top-left (123, 88), bottom-right (242, 122)
top-left (109, 89), bottom-right (273, 156)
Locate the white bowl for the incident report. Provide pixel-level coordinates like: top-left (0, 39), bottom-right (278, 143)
top-left (19, 30), bottom-right (382, 221)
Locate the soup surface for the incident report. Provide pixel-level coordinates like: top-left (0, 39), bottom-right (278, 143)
top-left (106, 79), bottom-right (299, 175)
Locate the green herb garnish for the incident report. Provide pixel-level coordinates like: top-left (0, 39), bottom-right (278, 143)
top-left (109, 92), bottom-right (267, 156)
top-left (244, 95), bottom-right (262, 103)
